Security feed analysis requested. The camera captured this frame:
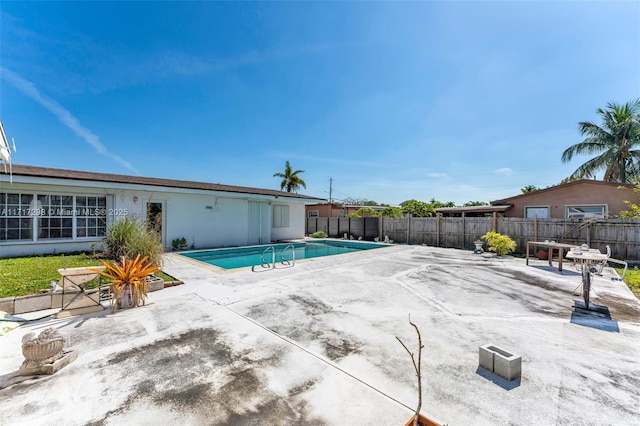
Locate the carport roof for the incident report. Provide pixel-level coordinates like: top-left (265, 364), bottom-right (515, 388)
top-left (435, 204), bottom-right (512, 215)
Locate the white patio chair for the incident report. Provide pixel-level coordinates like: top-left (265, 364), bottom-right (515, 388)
top-left (591, 245), bottom-right (611, 275)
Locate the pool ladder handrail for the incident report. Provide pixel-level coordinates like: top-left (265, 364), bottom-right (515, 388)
top-left (252, 246), bottom-right (276, 272)
top-left (251, 244), bottom-right (296, 272)
top-left (279, 244), bottom-right (296, 267)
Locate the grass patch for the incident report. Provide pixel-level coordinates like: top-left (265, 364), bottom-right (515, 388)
top-left (616, 266), bottom-right (640, 299)
top-left (154, 270), bottom-right (177, 282)
top-left (0, 254), bottom-right (177, 299)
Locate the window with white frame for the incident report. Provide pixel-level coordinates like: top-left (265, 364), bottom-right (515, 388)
top-left (0, 193), bottom-right (33, 240)
top-left (273, 204), bottom-right (289, 228)
top-left (566, 205), bottom-right (607, 220)
top-left (76, 196), bottom-right (107, 238)
top-left (37, 195), bottom-right (74, 239)
top-left (308, 210), bottom-right (319, 218)
top-left (0, 192), bottom-right (108, 242)
top-left (524, 206), bottom-right (550, 219)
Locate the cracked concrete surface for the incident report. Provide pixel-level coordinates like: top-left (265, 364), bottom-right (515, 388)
top-left (1, 244), bottom-right (639, 425)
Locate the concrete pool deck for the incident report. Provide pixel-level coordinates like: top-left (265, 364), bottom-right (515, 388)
top-left (1, 244), bottom-right (639, 425)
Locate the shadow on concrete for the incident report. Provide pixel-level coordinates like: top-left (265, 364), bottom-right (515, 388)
top-left (475, 366), bottom-right (521, 390)
top-left (570, 302), bottom-right (619, 333)
top-left (528, 265), bottom-right (581, 276)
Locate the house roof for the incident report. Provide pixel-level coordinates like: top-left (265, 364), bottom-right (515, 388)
top-left (490, 179), bottom-right (636, 205)
top-left (3, 164), bottom-right (326, 202)
top-left (435, 205), bottom-right (512, 215)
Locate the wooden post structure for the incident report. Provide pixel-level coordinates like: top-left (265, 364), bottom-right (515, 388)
top-left (462, 212), bottom-right (466, 249)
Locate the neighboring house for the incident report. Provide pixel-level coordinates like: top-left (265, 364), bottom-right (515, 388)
top-left (436, 179), bottom-right (636, 219)
top-left (305, 203), bottom-right (385, 218)
top-left (0, 165), bottom-right (325, 258)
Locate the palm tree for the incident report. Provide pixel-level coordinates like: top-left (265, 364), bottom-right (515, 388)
top-left (561, 99), bottom-right (640, 183)
top-left (521, 185), bottom-right (539, 193)
top-left (273, 161), bottom-right (307, 193)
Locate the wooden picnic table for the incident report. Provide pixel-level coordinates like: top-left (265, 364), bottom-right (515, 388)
top-left (525, 241), bottom-right (576, 271)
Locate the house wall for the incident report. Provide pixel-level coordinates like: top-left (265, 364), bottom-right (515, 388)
top-left (306, 204), bottom-right (340, 217)
top-left (272, 203), bottom-right (305, 241)
top-left (503, 183), bottom-right (635, 218)
top-left (305, 203), bottom-right (378, 218)
top-left (1, 179), bottom-right (308, 258)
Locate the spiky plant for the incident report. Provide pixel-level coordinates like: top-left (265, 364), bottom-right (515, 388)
top-left (92, 255), bottom-right (160, 310)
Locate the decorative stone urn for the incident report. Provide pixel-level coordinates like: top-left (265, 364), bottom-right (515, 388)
top-left (19, 328), bottom-right (77, 375)
top-left (473, 240), bottom-right (484, 254)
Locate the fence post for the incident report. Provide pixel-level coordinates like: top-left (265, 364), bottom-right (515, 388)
top-left (533, 215), bottom-right (538, 241)
top-left (436, 214), bottom-right (441, 247)
top-left (363, 217), bottom-right (366, 239)
top-left (462, 213), bottom-right (466, 249)
top-left (407, 215), bottom-right (411, 245)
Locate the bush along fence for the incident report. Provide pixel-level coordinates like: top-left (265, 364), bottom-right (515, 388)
top-left (305, 216), bottom-right (640, 261)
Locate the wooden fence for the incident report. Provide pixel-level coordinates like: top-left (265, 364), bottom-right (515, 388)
top-left (305, 217), bottom-right (379, 240)
top-left (306, 216), bottom-right (640, 261)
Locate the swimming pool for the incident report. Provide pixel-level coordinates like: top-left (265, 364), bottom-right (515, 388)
top-left (179, 240), bottom-right (387, 270)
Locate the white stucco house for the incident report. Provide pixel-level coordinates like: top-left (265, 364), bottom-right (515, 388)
top-left (0, 165), bottom-right (325, 258)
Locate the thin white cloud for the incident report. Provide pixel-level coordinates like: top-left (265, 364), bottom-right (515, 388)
top-left (1, 67), bottom-right (139, 174)
top-left (426, 172), bottom-right (450, 179)
top-left (494, 167), bottom-right (513, 177)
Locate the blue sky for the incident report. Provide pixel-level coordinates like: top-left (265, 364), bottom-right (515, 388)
top-left (1, 1), bottom-right (638, 205)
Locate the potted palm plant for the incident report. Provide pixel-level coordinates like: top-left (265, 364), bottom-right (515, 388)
top-left (396, 316), bottom-right (441, 426)
top-left (92, 254), bottom-right (160, 310)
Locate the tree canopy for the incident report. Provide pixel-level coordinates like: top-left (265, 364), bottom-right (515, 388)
top-left (399, 198), bottom-right (456, 217)
top-left (273, 161), bottom-right (307, 193)
top-left (619, 184), bottom-right (640, 219)
top-left (562, 99), bottom-right (640, 183)
top-left (521, 185), bottom-right (539, 193)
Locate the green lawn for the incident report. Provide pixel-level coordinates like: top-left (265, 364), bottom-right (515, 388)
top-left (0, 254), bottom-right (176, 299)
top-left (617, 266), bottom-right (640, 299)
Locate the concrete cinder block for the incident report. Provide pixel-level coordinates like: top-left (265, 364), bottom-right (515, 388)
top-left (0, 297), bottom-right (15, 315)
top-left (52, 293), bottom-right (63, 309)
top-left (493, 348), bottom-right (522, 381)
top-left (146, 276), bottom-right (165, 292)
top-left (14, 294), bottom-right (52, 314)
top-left (479, 344), bottom-right (495, 371)
top-left (479, 344), bottom-right (521, 381)
top-left (61, 289), bottom-right (101, 310)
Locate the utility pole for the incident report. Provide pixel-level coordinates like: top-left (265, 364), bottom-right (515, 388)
top-left (329, 177), bottom-right (333, 204)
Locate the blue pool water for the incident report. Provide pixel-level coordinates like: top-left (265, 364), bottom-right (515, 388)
top-left (180, 240), bottom-right (386, 270)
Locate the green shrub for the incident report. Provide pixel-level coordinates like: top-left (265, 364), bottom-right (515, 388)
top-left (481, 231), bottom-right (516, 256)
top-left (311, 231), bottom-right (327, 238)
top-left (103, 217), bottom-right (164, 266)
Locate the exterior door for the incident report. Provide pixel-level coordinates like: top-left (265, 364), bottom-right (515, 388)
top-left (146, 201), bottom-right (166, 246)
top-left (248, 201), bottom-right (270, 245)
